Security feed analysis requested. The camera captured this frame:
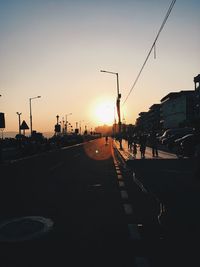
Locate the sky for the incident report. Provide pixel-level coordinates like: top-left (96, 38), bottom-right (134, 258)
top-left (0, 0), bottom-right (199, 134)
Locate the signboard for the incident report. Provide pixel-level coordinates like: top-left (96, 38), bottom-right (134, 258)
top-left (20, 120), bottom-right (29, 130)
top-left (0, 113), bottom-right (5, 128)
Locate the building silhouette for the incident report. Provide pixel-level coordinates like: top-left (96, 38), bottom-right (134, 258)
top-left (135, 74), bottom-right (200, 132)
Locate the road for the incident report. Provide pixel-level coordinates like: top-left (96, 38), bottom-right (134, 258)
top-left (0, 137), bottom-right (199, 266)
top-left (0, 138), bottom-right (156, 267)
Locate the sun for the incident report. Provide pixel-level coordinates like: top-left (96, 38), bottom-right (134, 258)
top-left (94, 101), bottom-right (114, 125)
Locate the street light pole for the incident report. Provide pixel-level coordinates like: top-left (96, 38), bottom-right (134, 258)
top-left (79, 120), bottom-right (84, 135)
top-left (29, 96), bottom-right (41, 136)
top-left (16, 112), bottom-right (22, 135)
top-left (65, 113), bottom-right (72, 134)
top-left (100, 70), bottom-right (122, 149)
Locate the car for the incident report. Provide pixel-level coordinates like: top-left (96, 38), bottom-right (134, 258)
top-left (175, 133), bottom-right (200, 157)
top-left (158, 127), bottom-right (194, 144)
top-left (162, 133), bottom-right (188, 150)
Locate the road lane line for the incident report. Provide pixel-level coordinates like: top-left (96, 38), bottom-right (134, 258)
top-left (128, 225), bottom-right (150, 267)
top-left (120, 190), bottom-right (129, 200)
top-left (113, 145), bottom-right (150, 267)
top-left (118, 181), bottom-right (125, 188)
top-left (117, 174), bottom-right (123, 180)
top-left (123, 204), bottom-right (133, 215)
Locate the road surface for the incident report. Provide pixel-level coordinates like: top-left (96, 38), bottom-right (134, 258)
top-left (0, 137), bottom-right (199, 266)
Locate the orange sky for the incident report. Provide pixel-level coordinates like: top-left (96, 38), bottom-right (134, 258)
top-left (0, 0), bottom-right (199, 135)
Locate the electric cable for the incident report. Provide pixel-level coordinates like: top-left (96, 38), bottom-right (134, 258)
top-left (122, 0), bottom-right (176, 106)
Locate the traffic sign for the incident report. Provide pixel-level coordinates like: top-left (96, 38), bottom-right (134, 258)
top-left (20, 120), bottom-right (29, 130)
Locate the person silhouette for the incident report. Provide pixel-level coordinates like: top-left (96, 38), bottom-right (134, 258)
top-left (139, 133), bottom-right (147, 159)
top-left (105, 135), bottom-right (108, 145)
top-left (149, 131), bottom-right (158, 157)
top-left (133, 142), bottom-right (137, 158)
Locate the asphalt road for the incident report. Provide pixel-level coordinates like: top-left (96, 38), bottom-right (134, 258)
top-left (0, 138), bottom-right (142, 267)
top-left (0, 137), bottom-right (199, 267)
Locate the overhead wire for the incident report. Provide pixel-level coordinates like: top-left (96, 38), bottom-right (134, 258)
top-left (122, 0), bottom-right (176, 106)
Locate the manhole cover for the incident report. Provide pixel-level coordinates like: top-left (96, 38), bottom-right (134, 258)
top-left (0, 216), bottom-right (54, 242)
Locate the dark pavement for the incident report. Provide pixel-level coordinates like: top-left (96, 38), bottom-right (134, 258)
top-left (0, 138), bottom-right (142, 266)
top-left (0, 137), bottom-right (199, 266)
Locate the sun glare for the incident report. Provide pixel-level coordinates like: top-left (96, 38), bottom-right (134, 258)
top-left (94, 101), bottom-right (114, 125)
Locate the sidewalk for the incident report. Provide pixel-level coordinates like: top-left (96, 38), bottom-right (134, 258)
top-left (113, 138), bottom-right (200, 231)
top-left (113, 139), bottom-right (177, 161)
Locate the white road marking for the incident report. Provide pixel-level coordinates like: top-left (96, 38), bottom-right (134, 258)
top-left (117, 174), bottom-right (123, 180)
top-left (120, 190), bottom-right (128, 199)
top-left (123, 204), bottom-right (133, 215)
top-left (114, 143), bottom-right (150, 267)
top-left (118, 181), bottom-right (125, 187)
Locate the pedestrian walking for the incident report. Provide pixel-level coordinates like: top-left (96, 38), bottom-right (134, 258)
top-left (140, 143), bottom-right (146, 158)
top-left (127, 135), bottom-right (133, 150)
top-left (139, 133), bottom-right (147, 159)
top-left (105, 135), bottom-right (108, 145)
top-left (149, 131), bottom-right (158, 157)
top-left (133, 142), bottom-right (137, 158)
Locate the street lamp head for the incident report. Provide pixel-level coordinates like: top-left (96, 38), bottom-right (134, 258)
top-left (100, 69), bottom-right (118, 75)
top-left (30, 96), bottom-right (41, 101)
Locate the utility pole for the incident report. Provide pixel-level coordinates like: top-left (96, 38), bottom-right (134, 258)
top-left (16, 112), bottom-right (22, 135)
top-left (29, 96), bottom-right (41, 136)
top-left (65, 113), bottom-right (72, 134)
top-left (62, 117), bottom-right (65, 134)
top-left (100, 70), bottom-right (122, 149)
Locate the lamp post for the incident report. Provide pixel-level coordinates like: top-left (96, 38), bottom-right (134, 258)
top-left (29, 96), bottom-right (41, 136)
top-left (16, 112), bottom-right (22, 135)
top-left (65, 113), bottom-right (72, 134)
top-left (79, 120), bottom-right (84, 135)
top-left (0, 95), bottom-right (4, 140)
top-left (62, 117), bottom-right (65, 134)
top-left (100, 70), bottom-right (122, 149)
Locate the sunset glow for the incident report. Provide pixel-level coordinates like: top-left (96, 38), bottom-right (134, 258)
top-left (0, 1), bottom-right (199, 134)
top-left (94, 101), bottom-right (114, 125)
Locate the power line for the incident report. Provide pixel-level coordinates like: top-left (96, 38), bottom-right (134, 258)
top-left (123, 0), bottom-right (176, 106)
